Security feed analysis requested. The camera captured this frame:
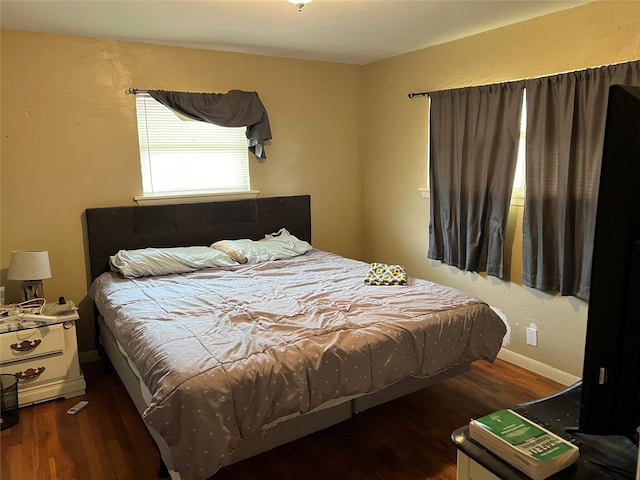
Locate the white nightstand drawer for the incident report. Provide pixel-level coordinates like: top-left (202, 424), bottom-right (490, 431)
top-left (0, 352), bottom-right (68, 388)
top-left (0, 323), bottom-right (65, 364)
top-left (0, 302), bottom-right (84, 406)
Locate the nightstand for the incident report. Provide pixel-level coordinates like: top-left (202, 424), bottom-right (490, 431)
top-left (452, 384), bottom-right (639, 480)
top-left (0, 301), bottom-right (86, 406)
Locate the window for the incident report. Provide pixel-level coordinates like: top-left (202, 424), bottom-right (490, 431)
top-left (135, 94), bottom-right (250, 197)
top-left (427, 82), bottom-right (524, 278)
top-left (511, 91), bottom-right (527, 205)
top-left (423, 93), bottom-right (526, 204)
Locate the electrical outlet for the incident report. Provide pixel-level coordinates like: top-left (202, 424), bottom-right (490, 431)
top-left (526, 324), bottom-right (538, 347)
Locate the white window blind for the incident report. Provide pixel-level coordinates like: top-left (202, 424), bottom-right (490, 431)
top-left (135, 95), bottom-right (250, 195)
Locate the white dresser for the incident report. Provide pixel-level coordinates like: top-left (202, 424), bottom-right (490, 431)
top-left (0, 302), bottom-right (86, 406)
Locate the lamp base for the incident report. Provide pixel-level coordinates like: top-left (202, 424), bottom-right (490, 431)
top-left (21, 280), bottom-right (44, 302)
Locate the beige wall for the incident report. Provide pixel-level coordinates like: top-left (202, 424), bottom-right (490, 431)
top-left (361, 0), bottom-right (640, 379)
top-left (0, 32), bottom-right (363, 353)
top-left (2, 1), bottom-right (639, 380)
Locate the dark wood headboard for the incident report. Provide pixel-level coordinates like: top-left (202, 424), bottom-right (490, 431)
top-left (85, 195), bottom-right (311, 282)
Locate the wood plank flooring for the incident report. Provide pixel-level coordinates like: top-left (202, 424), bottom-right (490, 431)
top-left (1, 359), bottom-right (563, 480)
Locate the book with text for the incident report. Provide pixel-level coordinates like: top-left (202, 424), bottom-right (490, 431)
top-left (469, 409), bottom-right (580, 479)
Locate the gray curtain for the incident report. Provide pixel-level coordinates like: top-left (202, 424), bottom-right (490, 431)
top-left (428, 82), bottom-right (524, 278)
top-left (147, 89), bottom-right (272, 159)
top-left (522, 60), bottom-right (640, 299)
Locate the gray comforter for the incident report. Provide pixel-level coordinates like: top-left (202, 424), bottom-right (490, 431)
top-left (90, 249), bottom-right (506, 479)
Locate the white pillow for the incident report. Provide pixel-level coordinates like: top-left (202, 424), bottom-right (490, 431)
top-left (210, 240), bottom-right (248, 264)
top-left (109, 246), bottom-right (237, 278)
top-left (210, 228), bottom-right (312, 265)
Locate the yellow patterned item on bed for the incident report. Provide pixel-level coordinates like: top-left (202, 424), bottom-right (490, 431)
top-left (364, 262), bottom-right (408, 286)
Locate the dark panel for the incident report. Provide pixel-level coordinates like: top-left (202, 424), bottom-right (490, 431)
top-left (579, 85), bottom-right (640, 439)
top-left (85, 195), bottom-right (311, 282)
top-left (257, 195), bottom-right (312, 243)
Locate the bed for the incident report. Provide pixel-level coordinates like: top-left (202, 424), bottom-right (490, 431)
top-left (84, 195), bottom-right (506, 480)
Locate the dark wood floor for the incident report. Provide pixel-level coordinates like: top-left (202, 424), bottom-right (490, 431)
top-left (1, 358), bottom-right (563, 480)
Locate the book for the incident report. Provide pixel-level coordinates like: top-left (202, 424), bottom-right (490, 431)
top-left (469, 409), bottom-right (580, 480)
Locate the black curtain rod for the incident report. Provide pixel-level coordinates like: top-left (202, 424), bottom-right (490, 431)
top-left (126, 88), bottom-right (149, 95)
top-left (407, 60), bottom-right (636, 101)
top-left (408, 91), bottom-right (429, 99)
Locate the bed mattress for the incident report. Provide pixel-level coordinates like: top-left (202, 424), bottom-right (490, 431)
top-left (90, 249), bottom-right (506, 479)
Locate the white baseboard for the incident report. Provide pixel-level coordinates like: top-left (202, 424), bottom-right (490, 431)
top-left (79, 349), bottom-right (102, 364)
top-left (497, 348), bottom-right (581, 387)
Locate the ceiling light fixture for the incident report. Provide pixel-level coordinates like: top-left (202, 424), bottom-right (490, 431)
top-left (287, 0), bottom-right (312, 14)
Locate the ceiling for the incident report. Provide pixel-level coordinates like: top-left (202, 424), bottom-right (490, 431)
top-left (0, 0), bottom-right (593, 65)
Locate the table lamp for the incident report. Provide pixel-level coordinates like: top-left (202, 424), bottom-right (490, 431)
top-left (7, 250), bottom-right (52, 301)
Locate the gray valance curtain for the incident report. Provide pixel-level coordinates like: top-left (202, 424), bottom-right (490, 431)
top-left (147, 89), bottom-right (272, 159)
top-left (522, 60), bottom-right (640, 299)
top-left (428, 82), bottom-right (524, 278)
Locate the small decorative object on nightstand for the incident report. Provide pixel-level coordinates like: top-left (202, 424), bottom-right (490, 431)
top-left (0, 298), bottom-right (86, 406)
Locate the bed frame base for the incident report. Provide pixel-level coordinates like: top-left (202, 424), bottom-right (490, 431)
top-left (157, 459), bottom-right (169, 479)
top-left (352, 362), bottom-right (470, 413)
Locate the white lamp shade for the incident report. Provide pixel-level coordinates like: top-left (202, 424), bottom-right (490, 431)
top-left (7, 251), bottom-right (52, 281)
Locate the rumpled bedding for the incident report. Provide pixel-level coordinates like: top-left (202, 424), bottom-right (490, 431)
top-left (210, 228), bottom-right (313, 264)
top-left (90, 249), bottom-right (506, 480)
